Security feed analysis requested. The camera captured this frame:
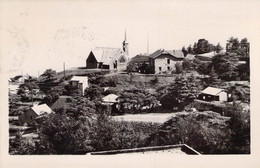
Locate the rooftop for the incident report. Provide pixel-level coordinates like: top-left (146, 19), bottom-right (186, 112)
top-left (31, 104), bottom-right (52, 116)
top-left (91, 47), bottom-right (122, 64)
top-left (70, 76), bottom-right (88, 83)
top-left (201, 86), bottom-right (224, 95)
top-left (196, 51), bottom-right (216, 58)
top-left (102, 94), bottom-right (119, 103)
top-left (90, 144), bottom-right (200, 155)
top-left (149, 49), bottom-right (184, 59)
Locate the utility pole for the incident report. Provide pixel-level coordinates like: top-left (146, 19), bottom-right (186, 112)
top-left (147, 30), bottom-right (149, 54)
top-left (63, 62), bottom-right (65, 79)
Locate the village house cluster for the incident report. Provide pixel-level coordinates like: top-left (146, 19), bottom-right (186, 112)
top-left (8, 31), bottom-right (250, 155)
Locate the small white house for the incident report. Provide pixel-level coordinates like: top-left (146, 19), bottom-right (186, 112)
top-left (102, 94), bottom-right (119, 113)
top-left (19, 104), bottom-right (53, 125)
top-left (198, 87), bottom-right (228, 102)
top-left (102, 94), bottom-right (119, 105)
top-left (70, 76), bottom-right (89, 95)
top-left (8, 84), bottom-right (20, 94)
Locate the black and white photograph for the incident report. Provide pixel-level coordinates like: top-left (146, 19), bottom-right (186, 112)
top-left (1, 0), bottom-right (260, 167)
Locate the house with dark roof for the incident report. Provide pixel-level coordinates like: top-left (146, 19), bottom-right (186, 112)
top-left (149, 49), bottom-right (184, 74)
top-left (50, 96), bottom-right (72, 112)
top-left (131, 53), bottom-right (152, 73)
top-left (198, 86), bottom-right (228, 102)
top-left (86, 31), bottom-right (129, 71)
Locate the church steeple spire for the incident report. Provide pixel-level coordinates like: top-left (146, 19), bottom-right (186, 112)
top-left (123, 29), bottom-right (129, 56)
top-left (124, 29), bottom-right (127, 42)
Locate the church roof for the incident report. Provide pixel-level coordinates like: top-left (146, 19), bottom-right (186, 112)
top-left (92, 47), bottom-right (122, 64)
top-left (149, 49), bottom-right (184, 59)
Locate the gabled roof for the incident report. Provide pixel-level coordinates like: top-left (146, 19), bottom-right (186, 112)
top-left (90, 144), bottom-right (200, 155)
top-left (91, 47), bottom-right (122, 65)
top-left (51, 96), bottom-right (72, 111)
top-left (201, 87), bottom-right (225, 95)
top-left (31, 104), bottom-right (52, 116)
top-left (149, 49), bottom-right (184, 59)
top-left (70, 76), bottom-right (88, 83)
top-left (185, 54), bottom-right (196, 60)
top-left (131, 54), bottom-right (150, 62)
top-left (102, 94), bottom-right (119, 103)
top-left (196, 51), bottom-right (216, 58)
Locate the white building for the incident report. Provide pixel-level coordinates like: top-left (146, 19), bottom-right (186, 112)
top-left (198, 87), bottom-right (228, 102)
top-left (19, 104), bottom-right (53, 125)
top-left (102, 94), bottom-right (119, 105)
top-left (149, 49), bottom-right (184, 74)
top-left (86, 31), bottom-right (129, 71)
top-left (70, 76), bottom-right (89, 95)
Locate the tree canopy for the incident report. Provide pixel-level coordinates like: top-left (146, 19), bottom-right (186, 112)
top-left (40, 69), bottom-right (57, 82)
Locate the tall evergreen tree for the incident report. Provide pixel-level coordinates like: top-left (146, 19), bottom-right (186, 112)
top-left (208, 68), bottom-right (221, 87)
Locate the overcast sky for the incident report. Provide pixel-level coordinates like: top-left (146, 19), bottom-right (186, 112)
top-left (1, 0), bottom-right (259, 77)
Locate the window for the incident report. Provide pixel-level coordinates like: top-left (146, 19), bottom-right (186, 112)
top-left (114, 60), bottom-right (117, 69)
top-left (119, 56), bottom-right (126, 63)
top-left (167, 66), bottom-right (170, 71)
top-left (203, 96), bottom-right (205, 100)
top-left (159, 67), bottom-right (162, 71)
top-left (167, 59), bottom-right (170, 64)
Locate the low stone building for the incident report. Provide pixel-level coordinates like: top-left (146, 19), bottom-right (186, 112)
top-left (131, 53), bottom-right (151, 73)
top-left (149, 49), bottom-right (184, 74)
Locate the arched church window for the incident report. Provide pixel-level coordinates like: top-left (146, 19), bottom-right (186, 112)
top-left (119, 56), bottom-right (126, 63)
top-left (114, 60), bottom-right (117, 69)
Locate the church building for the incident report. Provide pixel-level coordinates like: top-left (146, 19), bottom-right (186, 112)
top-left (86, 31), bottom-right (129, 71)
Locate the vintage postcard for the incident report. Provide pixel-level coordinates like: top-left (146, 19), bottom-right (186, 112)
top-left (1, 0), bottom-right (260, 168)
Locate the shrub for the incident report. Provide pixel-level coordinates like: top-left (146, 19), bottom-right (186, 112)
top-left (175, 62), bottom-right (183, 74)
top-left (89, 111), bottom-right (160, 151)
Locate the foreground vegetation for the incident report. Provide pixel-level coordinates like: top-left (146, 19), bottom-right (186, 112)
top-left (10, 101), bottom-right (250, 154)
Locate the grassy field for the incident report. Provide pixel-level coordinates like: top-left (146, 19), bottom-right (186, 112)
top-left (112, 113), bottom-right (176, 123)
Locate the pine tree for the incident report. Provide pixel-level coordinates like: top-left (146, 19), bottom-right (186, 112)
top-left (209, 68), bottom-right (221, 87)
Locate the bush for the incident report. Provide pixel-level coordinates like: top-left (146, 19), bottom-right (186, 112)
top-left (146, 111), bottom-right (232, 154)
top-left (182, 58), bottom-right (194, 71)
top-left (187, 100), bottom-right (226, 115)
top-left (224, 103), bottom-right (250, 153)
top-left (89, 111), bottom-right (160, 151)
top-left (150, 76), bottom-right (159, 85)
top-left (175, 62), bottom-right (183, 74)
top-left (37, 113), bottom-right (93, 154)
